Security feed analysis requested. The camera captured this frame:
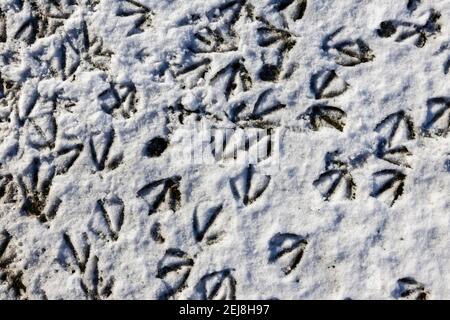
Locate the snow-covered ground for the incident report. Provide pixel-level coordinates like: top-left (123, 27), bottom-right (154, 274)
top-left (0, 0), bottom-right (449, 299)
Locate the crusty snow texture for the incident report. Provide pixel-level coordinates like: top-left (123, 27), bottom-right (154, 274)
top-left (0, 0), bottom-right (449, 300)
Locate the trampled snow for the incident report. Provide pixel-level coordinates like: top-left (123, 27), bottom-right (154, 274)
top-left (0, 0), bottom-right (449, 299)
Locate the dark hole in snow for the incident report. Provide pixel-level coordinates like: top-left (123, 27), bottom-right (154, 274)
top-left (259, 64), bottom-right (280, 82)
top-left (377, 21), bottom-right (396, 38)
top-left (145, 137), bottom-right (168, 157)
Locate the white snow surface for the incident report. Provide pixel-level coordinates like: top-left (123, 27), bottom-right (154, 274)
top-left (0, 0), bottom-right (449, 299)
